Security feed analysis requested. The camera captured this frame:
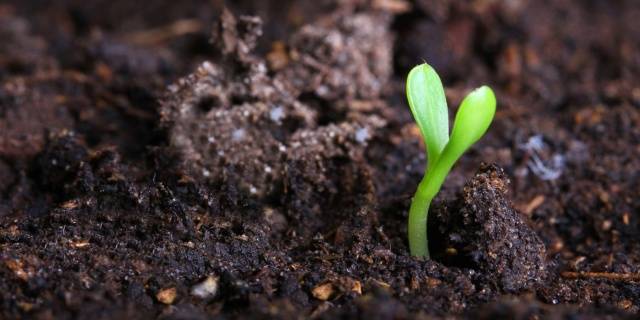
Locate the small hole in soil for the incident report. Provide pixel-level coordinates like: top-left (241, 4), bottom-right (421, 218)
top-left (298, 92), bottom-right (347, 126)
top-left (197, 96), bottom-right (219, 113)
top-left (271, 116), bottom-right (307, 143)
top-left (230, 94), bottom-right (259, 106)
top-left (231, 222), bottom-right (244, 235)
top-left (317, 109), bottom-right (347, 126)
top-left (230, 95), bottom-right (245, 106)
top-left (427, 204), bottom-right (479, 269)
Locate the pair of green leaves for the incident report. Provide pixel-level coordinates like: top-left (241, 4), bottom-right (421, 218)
top-left (407, 63), bottom-right (496, 174)
top-left (406, 63), bottom-right (496, 258)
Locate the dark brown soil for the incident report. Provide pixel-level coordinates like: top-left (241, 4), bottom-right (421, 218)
top-left (1, 0), bottom-right (640, 319)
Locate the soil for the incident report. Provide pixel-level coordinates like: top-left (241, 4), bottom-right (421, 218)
top-left (1, 0), bottom-right (640, 319)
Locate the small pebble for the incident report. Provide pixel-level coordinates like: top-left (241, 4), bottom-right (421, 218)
top-left (156, 287), bottom-right (177, 305)
top-left (191, 275), bottom-right (219, 299)
top-left (312, 283), bottom-right (334, 301)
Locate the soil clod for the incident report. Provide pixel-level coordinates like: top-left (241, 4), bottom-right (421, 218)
top-left (435, 164), bottom-right (548, 292)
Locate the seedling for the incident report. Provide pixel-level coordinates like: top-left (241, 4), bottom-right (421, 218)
top-left (406, 63), bottom-right (496, 258)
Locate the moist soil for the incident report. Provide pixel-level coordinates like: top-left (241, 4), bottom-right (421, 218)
top-left (1, 1), bottom-right (640, 319)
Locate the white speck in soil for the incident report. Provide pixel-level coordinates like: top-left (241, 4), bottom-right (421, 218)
top-left (528, 153), bottom-right (564, 180)
top-left (201, 61), bottom-right (215, 74)
top-left (191, 275), bottom-right (219, 299)
top-left (355, 127), bottom-right (369, 144)
top-left (232, 129), bottom-right (246, 141)
top-left (317, 85), bottom-right (329, 96)
top-left (520, 135), bottom-right (545, 151)
top-left (518, 135), bottom-right (564, 180)
top-left (269, 105), bottom-right (285, 123)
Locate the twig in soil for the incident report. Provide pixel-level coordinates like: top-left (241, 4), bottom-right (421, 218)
top-left (121, 19), bottom-right (203, 46)
top-left (520, 195), bottom-right (545, 215)
top-left (561, 271), bottom-right (640, 281)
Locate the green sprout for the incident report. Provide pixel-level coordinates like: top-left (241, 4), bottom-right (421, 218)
top-left (406, 63), bottom-right (497, 258)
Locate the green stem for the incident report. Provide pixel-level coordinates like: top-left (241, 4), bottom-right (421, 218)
top-left (408, 175), bottom-right (433, 258)
top-left (408, 148), bottom-right (461, 258)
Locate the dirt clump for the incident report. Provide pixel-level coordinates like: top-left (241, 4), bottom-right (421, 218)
top-left (433, 164), bottom-right (548, 293)
top-left (161, 10), bottom-right (315, 199)
top-left (161, 8), bottom-right (391, 207)
top-left (277, 10), bottom-right (394, 109)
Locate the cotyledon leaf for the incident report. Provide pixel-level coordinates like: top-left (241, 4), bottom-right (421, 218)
top-left (442, 85), bottom-right (496, 163)
top-left (406, 63), bottom-right (449, 169)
